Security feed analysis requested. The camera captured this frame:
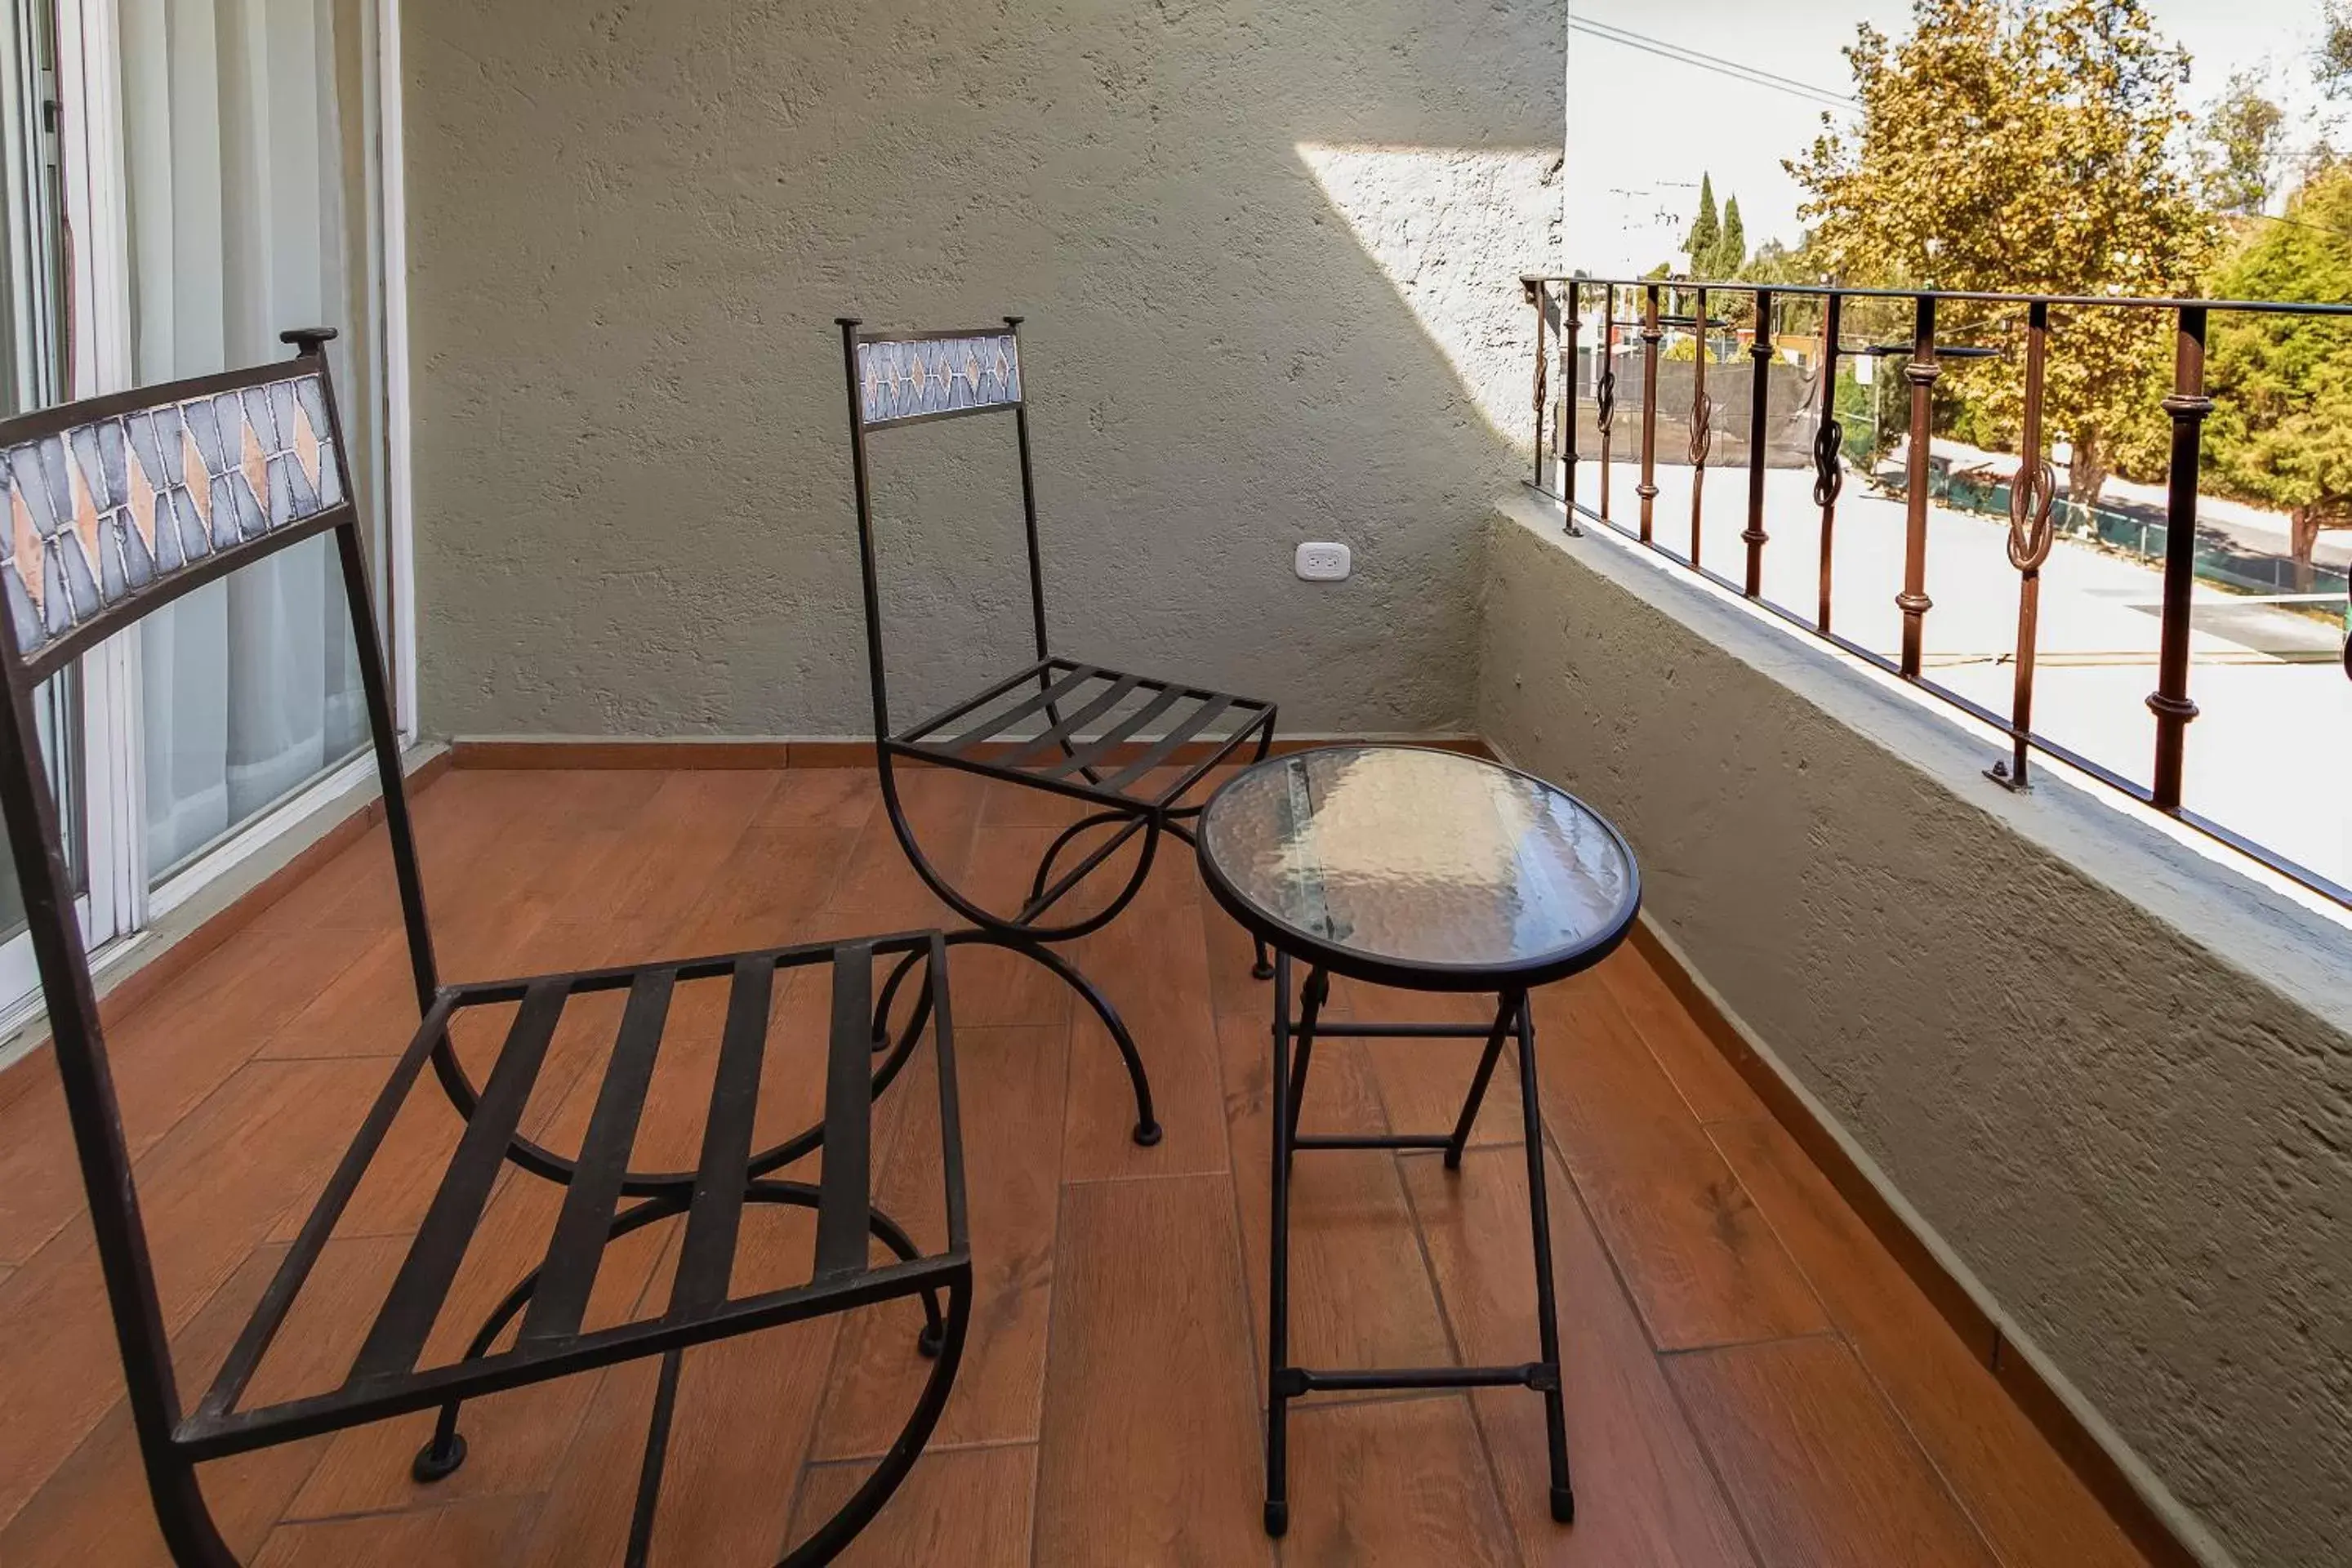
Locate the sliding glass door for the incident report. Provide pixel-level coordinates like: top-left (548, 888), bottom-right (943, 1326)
top-left (0, 0), bottom-right (100, 1005)
top-left (0, 0), bottom-right (398, 1023)
top-left (122, 0), bottom-right (374, 886)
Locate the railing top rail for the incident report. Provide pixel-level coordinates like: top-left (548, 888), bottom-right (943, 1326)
top-left (1520, 274), bottom-right (2352, 319)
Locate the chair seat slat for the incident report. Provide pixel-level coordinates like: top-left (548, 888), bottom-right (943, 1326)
top-left (940, 663), bottom-right (1099, 755)
top-left (1098, 693), bottom-right (1241, 795)
top-left (991, 673), bottom-right (1143, 770)
top-left (519, 969), bottom-right (677, 1346)
top-left (669, 956), bottom-right (775, 1316)
top-left (813, 944), bottom-right (877, 1281)
top-left (349, 979), bottom-right (569, 1383)
top-left (1030, 686), bottom-right (1187, 780)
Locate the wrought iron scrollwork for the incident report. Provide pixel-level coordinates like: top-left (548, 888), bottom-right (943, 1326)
top-left (1595, 365), bottom-right (1616, 434)
top-left (1687, 392), bottom-right (1713, 466)
top-left (1811, 416), bottom-right (1844, 509)
top-left (2007, 457), bottom-right (2057, 572)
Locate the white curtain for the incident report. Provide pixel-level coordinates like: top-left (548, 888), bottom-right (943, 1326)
top-left (120, 0), bottom-right (367, 877)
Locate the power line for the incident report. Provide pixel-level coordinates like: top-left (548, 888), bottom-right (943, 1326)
top-left (1569, 17), bottom-right (1858, 111)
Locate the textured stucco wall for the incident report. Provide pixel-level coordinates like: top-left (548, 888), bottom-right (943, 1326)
top-left (1477, 496), bottom-right (2352, 1568)
top-left (402, 0), bottom-right (1563, 737)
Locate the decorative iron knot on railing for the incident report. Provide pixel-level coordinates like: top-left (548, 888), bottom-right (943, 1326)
top-left (2007, 457), bottom-right (2057, 572)
top-left (1687, 393), bottom-right (1713, 466)
top-left (1811, 417), bottom-right (1844, 509)
top-left (1595, 366), bottom-right (1616, 433)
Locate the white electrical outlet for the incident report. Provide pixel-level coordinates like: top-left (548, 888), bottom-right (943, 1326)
top-left (1294, 541), bottom-right (1352, 581)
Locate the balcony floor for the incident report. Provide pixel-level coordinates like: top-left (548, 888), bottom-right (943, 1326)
top-left (0, 766), bottom-right (2145, 1566)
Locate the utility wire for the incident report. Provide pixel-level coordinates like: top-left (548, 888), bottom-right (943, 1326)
top-left (1569, 16), bottom-right (1859, 110)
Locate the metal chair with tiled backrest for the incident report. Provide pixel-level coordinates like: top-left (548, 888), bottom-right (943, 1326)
top-left (0, 333), bottom-right (971, 1568)
top-left (835, 316), bottom-right (1281, 1147)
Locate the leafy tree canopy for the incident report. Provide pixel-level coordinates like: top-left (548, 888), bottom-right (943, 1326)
top-left (1788, 0), bottom-right (2216, 500)
top-left (2197, 69), bottom-right (2287, 216)
top-left (2204, 164), bottom-right (2352, 521)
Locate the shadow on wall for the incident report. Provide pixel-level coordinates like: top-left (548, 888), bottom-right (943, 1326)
top-left (405, 0), bottom-right (1565, 738)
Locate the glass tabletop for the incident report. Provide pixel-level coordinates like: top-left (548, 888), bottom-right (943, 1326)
top-left (1197, 746), bottom-right (1639, 980)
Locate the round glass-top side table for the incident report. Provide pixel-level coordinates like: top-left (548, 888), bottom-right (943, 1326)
top-left (1196, 746), bottom-right (1643, 1538)
top-left (1197, 745), bottom-right (1639, 989)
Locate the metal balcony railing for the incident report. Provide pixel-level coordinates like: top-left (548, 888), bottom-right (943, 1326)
top-left (1521, 274), bottom-right (2352, 911)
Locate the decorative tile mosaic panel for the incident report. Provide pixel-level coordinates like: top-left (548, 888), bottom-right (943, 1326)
top-left (857, 333), bottom-right (1022, 425)
top-left (0, 373), bottom-right (344, 657)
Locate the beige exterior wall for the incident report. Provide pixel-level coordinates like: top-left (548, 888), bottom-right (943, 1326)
top-left (400, 0), bottom-right (1564, 738)
top-left (1477, 494), bottom-right (2352, 1568)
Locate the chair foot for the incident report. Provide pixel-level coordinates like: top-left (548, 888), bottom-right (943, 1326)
top-left (1551, 1484), bottom-right (1576, 1524)
top-left (411, 1432), bottom-right (468, 1483)
top-left (1263, 1499), bottom-right (1289, 1538)
top-left (1132, 1119), bottom-right (1165, 1147)
top-left (1442, 1145), bottom-right (1464, 1171)
top-left (1251, 959), bottom-right (1275, 981)
top-left (917, 1322), bottom-right (945, 1359)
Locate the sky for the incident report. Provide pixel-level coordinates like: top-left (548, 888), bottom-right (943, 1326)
top-left (1565, 0), bottom-right (2337, 275)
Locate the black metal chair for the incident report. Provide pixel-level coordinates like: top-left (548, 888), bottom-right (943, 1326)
top-left (0, 334), bottom-right (969, 1567)
top-left (835, 317), bottom-right (1279, 1146)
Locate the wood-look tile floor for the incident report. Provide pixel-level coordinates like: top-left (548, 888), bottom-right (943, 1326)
top-left (0, 767), bottom-right (2148, 1567)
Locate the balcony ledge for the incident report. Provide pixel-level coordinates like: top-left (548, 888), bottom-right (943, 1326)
top-left (1477, 489), bottom-right (2352, 1568)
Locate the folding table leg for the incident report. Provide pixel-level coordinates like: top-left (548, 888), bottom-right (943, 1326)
top-left (1444, 993), bottom-right (1520, 1169)
top-left (1511, 989), bottom-right (1575, 1522)
top-left (1266, 952), bottom-right (1329, 1538)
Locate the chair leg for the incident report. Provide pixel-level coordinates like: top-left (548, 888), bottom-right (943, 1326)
top-left (612, 1270), bottom-right (975, 1568)
top-left (412, 1187), bottom-right (948, 1483)
top-left (778, 1270), bottom-right (975, 1567)
top-left (624, 1349), bottom-right (688, 1568)
top-left (924, 929), bottom-right (1160, 1145)
top-left (1510, 990), bottom-right (1575, 1523)
top-left (1252, 937), bottom-right (1274, 982)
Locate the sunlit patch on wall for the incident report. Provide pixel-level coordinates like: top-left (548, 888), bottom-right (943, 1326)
top-left (1295, 142), bottom-right (1563, 443)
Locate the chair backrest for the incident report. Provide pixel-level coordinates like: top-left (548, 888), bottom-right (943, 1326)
top-left (835, 316), bottom-right (1049, 738)
top-left (0, 328), bottom-right (438, 1450)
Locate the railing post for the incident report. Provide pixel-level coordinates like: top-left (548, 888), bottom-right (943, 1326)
top-left (1743, 287), bottom-right (1772, 597)
top-left (1527, 278), bottom-right (1548, 493)
top-left (1597, 286), bottom-right (1618, 521)
top-left (2149, 305), bottom-right (2210, 810)
top-left (1638, 285), bottom-right (1661, 543)
top-left (1560, 282), bottom-right (1581, 533)
top-left (1897, 295), bottom-right (1939, 677)
top-left (1993, 301), bottom-right (2055, 791)
top-left (1689, 285), bottom-right (1713, 568)
top-left (1813, 292), bottom-right (1843, 632)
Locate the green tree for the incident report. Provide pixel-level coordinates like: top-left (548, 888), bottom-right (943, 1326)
top-left (2198, 69), bottom-right (2287, 216)
top-left (1686, 175), bottom-right (1722, 277)
top-left (1717, 197), bottom-right (1748, 277)
top-left (1787, 0), bottom-right (2216, 502)
top-left (2203, 164), bottom-right (2352, 586)
top-left (2320, 0), bottom-right (2352, 98)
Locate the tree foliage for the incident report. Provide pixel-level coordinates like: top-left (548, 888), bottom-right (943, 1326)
top-left (1679, 175), bottom-right (1751, 279)
top-left (2321, 0), bottom-right (2352, 100)
top-left (1718, 197), bottom-right (1748, 277)
top-left (2203, 165), bottom-right (2352, 524)
top-left (1685, 175), bottom-right (1722, 277)
top-left (2197, 69), bottom-right (2287, 216)
top-left (1787, 0), bottom-right (2216, 501)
